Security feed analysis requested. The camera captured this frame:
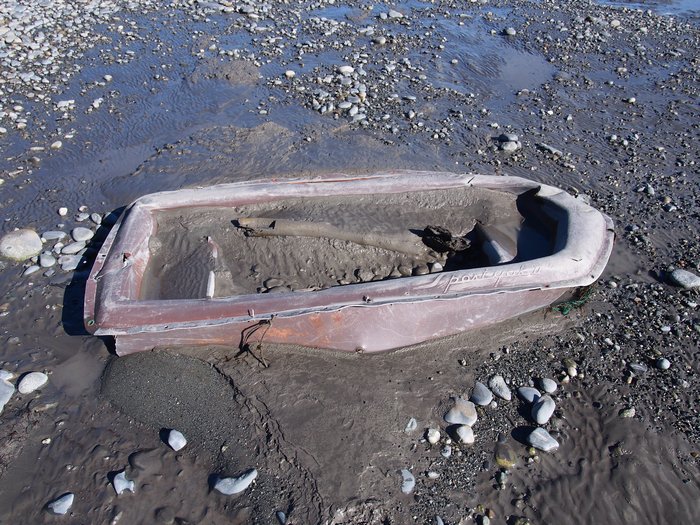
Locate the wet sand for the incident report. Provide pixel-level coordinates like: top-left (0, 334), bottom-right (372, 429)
top-left (0, 0), bottom-right (699, 523)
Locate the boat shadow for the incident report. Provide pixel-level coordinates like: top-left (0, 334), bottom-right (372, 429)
top-left (61, 207), bottom-right (125, 351)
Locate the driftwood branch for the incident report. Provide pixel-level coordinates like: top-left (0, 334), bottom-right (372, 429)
top-left (235, 217), bottom-right (438, 260)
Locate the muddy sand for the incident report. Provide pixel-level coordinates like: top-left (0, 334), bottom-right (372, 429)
top-left (0, 0), bottom-right (699, 524)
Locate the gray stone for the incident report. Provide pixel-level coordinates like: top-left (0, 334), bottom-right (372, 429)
top-left (656, 358), bottom-right (671, 370)
top-left (526, 428), bottom-right (559, 452)
top-left (470, 381), bottom-right (493, 406)
top-left (0, 229), bottom-right (43, 261)
top-left (61, 241), bottom-right (86, 255)
top-left (488, 375), bottom-right (511, 401)
top-left (42, 231), bottom-right (67, 241)
top-left (668, 269), bottom-right (700, 289)
top-left (71, 227), bottom-right (94, 242)
top-left (23, 265), bottom-right (41, 276)
top-left (517, 386), bottom-right (541, 404)
top-left (404, 417), bottom-right (417, 433)
top-left (531, 395), bottom-right (556, 424)
top-left (539, 378), bottom-right (557, 394)
top-left (388, 9), bottom-right (404, 19)
top-left (39, 253), bottom-right (56, 268)
top-left (214, 469), bottom-right (258, 495)
top-left (444, 397), bottom-right (477, 426)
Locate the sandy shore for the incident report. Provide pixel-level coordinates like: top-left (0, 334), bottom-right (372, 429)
top-left (0, 0), bottom-right (698, 523)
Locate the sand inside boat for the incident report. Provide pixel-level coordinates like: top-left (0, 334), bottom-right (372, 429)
top-left (140, 186), bottom-right (550, 300)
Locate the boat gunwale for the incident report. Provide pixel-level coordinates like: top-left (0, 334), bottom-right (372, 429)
top-left (84, 171), bottom-right (615, 335)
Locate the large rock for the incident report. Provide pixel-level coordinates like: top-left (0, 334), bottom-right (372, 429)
top-left (669, 269), bottom-right (700, 289)
top-left (0, 229), bottom-right (42, 261)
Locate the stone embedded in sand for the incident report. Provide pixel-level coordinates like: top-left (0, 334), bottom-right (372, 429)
top-left (426, 428), bottom-right (440, 445)
top-left (338, 65), bottom-right (354, 76)
top-left (668, 268), bottom-right (700, 289)
top-left (214, 469), bottom-right (258, 495)
top-left (0, 229), bottom-right (43, 261)
top-left (444, 397), bottom-right (477, 426)
top-left (24, 265), bottom-right (41, 276)
top-left (39, 253), bottom-right (56, 268)
top-left (404, 417), bottom-right (418, 433)
top-left (18, 371), bottom-right (48, 394)
top-left (495, 442), bottom-right (518, 469)
top-left (488, 375), bottom-right (511, 401)
top-left (113, 470), bottom-right (135, 495)
top-left (388, 9), bottom-right (404, 19)
top-left (531, 395), bottom-right (556, 424)
top-left (46, 493), bottom-right (74, 515)
top-left (517, 386), bottom-right (541, 404)
top-left (539, 378), bottom-right (557, 394)
top-left (42, 230), bottom-right (67, 241)
top-left (167, 429), bottom-right (187, 451)
top-left (527, 428), bottom-right (559, 452)
top-left (656, 358), bottom-right (671, 370)
top-left (400, 469), bottom-right (415, 494)
top-left (71, 227), bottom-right (94, 242)
top-left (0, 378), bottom-right (15, 414)
top-left (455, 425), bottom-right (475, 444)
top-left (470, 381), bottom-right (493, 406)
top-left (441, 445), bottom-right (452, 458)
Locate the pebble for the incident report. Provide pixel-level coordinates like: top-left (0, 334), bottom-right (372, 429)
top-left (0, 377), bottom-right (15, 414)
top-left (167, 429), bottom-right (187, 451)
top-left (436, 517), bottom-right (445, 525)
top-left (470, 381), bottom-right (493, 406)
top-left (426, 428), bottom-right (440, 445)
top-left (413, 264), bottom-right (430, 276)
top-left (494, 442), bottom-right (518, 469)
top-left (18, 372), bottom-right (48, 394)
top-left (656, 358), bottom-right (671, 370)
top-left (58, 207), bottom-right (68, 217)
top-left (284, 70), bottom-right (296, 79)
top-left (24, 265), bottom-right (41, 276)
top-left (488, 375), bottom-right (512, 401)
top-left (455, 425), bottom-right (475, 444)
top-left (400, 469), bottom-right (415, 494)
top-left (71, 227), bottom-right (94, 242)
top-left (39, 253), bottom-right (56, 268)
top-left (388, 9), bottom-right (404, 19)
top-left (526, 428), bottom-right (559, 452)
top-left (214, 469), bottom-right (257, 495)
top-left (440, 445), bottom-right (452, 458)
top-left (404, 417), bottom-right (418, 433)
top-left (500, 140), bottom-right (521, 152)
top-left (47, 493), bottom-right (74, 515)
top-left (276, 511), bottom-right (287, 524)
top-left (59, 255), bottom-right (82, 271)
top-left (113, 470), bottom-right (135, 495)
top-left (531, 395), bottom-right (556, 424)
top-left (42, 231), bottom-right (67, 241)
top-left (668, 269), bottom-right (700, 289)
top-left (504, 27), bottom-right (517, 36)
top-left (619, 407), bottom-right (636, 418)
top-left (444, 397), bottom-right (477, 426)
top-left (0, 229), bottom-right (43, 261)
top-left (61, 241), bottom-right (86, 255)
top-left (51, 140), bottom-right (63, 150)
top-left (0, 370), bottom-right (13, 381)
top-left (516, 386), bottom-right (541, 404)
top-left (90, 213), bottom-right (103, 225)
top-left (539, 378), bottom-right (557, 394)
top-left (338, 65), bottom-right (354, 76)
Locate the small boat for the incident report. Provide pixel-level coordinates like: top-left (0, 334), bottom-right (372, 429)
top-left (84, 171), bottom-right (614, 356)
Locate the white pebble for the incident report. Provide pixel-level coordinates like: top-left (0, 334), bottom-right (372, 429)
top-left (71, 227), bottom-right (94, 242)
top-left (0, 378), bottom-right (15, 414)
top-left (488, 375), bottom-right (512, 401)
top-left (18, 372), bottom-right (48, 394)
top-left (656, 358), bottom-right (671, 370)
top-left (527, 428), bottom-right (559, 452)
top-left (400, 469), bottom-right (415, 494)
top-left (444, 397), bottom-right (477, 426)
top-left (51, 140), bottom-right (63, 150)
top-left (404, 417), bottom-right (418, 433)
top-left (113, 470), bottom-right (135, 495)
top-left (214, 469), bottom-right (257, 495)
top-left (167, 429), bottom-right (187, 451)
top-left (539, 377), bottom-right (557, 393)
top-left (426, 428), bottom-right (440, 445)
top-left (58, 207), bottom-right (68, 216)
top-left (47, 493), bottom-right (74, 515)
top-left (455, 425), bottom-right (475, 444)
top-left (284, 70), bottom-right (295, 79)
